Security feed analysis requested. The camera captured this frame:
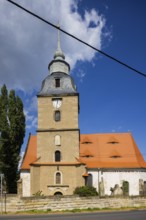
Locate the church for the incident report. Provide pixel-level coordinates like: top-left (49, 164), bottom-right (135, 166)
top-left (20, 31), bottom-right (146, 197)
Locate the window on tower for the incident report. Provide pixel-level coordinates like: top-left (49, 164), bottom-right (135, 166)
top-left (54, 110), bottom-right (61, 122)
top-left (55, 135), bottom-right (61, 146)
top-left (55, 150), bottom-right (61, 162)
top-left (55, 78), bottom-right (60, 87)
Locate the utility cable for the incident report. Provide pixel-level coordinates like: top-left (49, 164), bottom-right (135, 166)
top-left (6, 0), bottom-right (146, 78)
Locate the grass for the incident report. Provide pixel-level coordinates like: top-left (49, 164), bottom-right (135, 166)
top-left (11, 206), bottom-right (146, 215)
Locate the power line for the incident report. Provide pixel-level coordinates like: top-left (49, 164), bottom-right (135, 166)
top-left (6, 0), bottom-right (146, 78)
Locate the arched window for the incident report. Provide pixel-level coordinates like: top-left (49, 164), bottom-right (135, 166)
top-left (56, 172), bottom-right (61, 184)
top-left (122, 181), bottom-right (129, 196)
top-left (54, 110), bottom-right (61, 122)
top-left (86, 174), bottom-right (93, 187)
top-left (55, 151), bottom-right (61, 162)
top-left (55, 135), bottom-right (61, 146)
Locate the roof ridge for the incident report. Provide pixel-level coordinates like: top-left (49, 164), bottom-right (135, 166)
top-left (81, 132), bottom-right (132, 136)
top-left (130, 134), bottom-right (146, 167)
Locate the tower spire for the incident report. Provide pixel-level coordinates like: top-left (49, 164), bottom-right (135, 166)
top-left (48, 23), bottom-right (70, 75)
top-left (54, 24), bottom-right (65, 60)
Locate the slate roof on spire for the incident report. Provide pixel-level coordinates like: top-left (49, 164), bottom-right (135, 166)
top-left (38, 26), bottom-right (77, 96)
top-left (38, 72), bottom-right (77, 96)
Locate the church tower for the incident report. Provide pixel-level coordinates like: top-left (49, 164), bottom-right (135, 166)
top-left (30, 29), bottom-right (85, 196)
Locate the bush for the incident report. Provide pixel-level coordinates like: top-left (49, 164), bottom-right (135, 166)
top-left (74, 186), bottom-right (98, 197)
top-left (33, 190), bottom-right (45, 197)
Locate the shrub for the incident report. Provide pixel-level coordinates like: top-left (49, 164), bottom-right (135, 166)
top-left (33, 190), bottom-right (45, 197)
top-left (74, 186), bottom-right (98, 197)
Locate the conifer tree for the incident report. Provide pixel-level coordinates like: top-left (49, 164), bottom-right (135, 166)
top-left (0, 85), bottom-right (25, 193)
top-left (0, 85), bottom-right (9, 174)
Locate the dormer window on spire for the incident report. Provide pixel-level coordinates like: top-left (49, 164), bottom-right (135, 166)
top-left (55, 78), bottom-right (60, 88)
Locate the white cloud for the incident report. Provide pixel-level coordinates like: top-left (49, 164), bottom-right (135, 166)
top-left (77, 69), bottom-right (86, 83)
top-left (26, 115), bottom-right (37, 130)
top-left (26, 96), bottom-right (37, 112)
top-left (24, 108), bottom-right (37, 130)
top-left (18, 151), bottom-right (25, 169)
top-left (0, 0), bottom-right (109, 91)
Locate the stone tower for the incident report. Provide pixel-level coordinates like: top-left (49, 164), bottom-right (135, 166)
top-left (30, 29), bottom-right (85, 196)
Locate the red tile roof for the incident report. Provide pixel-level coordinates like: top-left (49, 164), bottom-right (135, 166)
top-left (20, 132), bottom-right (146, 170)
top-left (21, 134), bottom-right (37, 170)
top-left (80, 133), bottom-right (146, 168)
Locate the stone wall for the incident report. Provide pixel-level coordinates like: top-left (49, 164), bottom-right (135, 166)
top-left (1, 195), bottom-right (146, 213)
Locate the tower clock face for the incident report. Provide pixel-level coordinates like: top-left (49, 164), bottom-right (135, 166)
top-left (53, 99), bottom-right (62, 109)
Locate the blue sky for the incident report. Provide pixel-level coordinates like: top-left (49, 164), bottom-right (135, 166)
top-left (0, 0), bottom-right (146, 159)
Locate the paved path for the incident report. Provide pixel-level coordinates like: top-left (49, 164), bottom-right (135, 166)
top-left (0, 210), bottom-right (146, 220)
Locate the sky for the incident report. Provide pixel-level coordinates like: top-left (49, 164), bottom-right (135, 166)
top-left (0, 0), bottom-right (146, 159)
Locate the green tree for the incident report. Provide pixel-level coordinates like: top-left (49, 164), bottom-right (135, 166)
top-left (0, 85), bottom-right (25, 193)
top-left (0, 85), bottom-right (9, 174)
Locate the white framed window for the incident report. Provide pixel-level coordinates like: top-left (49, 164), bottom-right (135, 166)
top-left (55, 135), bottom-right (61, 146)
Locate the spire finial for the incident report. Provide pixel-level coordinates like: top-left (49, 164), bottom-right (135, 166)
top-left (57, 23), bottom-right (61, 51)
top-left (54, 23), bottom-right (65, 60)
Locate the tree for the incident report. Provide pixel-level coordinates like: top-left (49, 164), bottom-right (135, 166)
top-left (0, 85), bottom-right (25, 193)
top-left (0, 85), bottom-right (9, 174)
